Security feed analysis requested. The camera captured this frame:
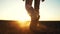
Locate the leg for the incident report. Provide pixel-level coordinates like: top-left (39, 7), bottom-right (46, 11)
top-left (25, 0), bottom-right (38, 21)
top-left (33, 0), bottom-right (47, 32)
top-left (25, 0), bottom-right (33, 15)
top-left (25, 0), bottom-right (39, 32)
top-left (30, 0), bottom-right (40, 32)
top-left (34, 0), bottom-right (40, 21)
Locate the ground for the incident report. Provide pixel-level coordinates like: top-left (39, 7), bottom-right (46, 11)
top-left (0, 20), bottom-right (60, 34)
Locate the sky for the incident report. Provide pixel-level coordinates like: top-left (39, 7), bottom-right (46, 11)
top-left (0, 0), bottom-right (60, 21)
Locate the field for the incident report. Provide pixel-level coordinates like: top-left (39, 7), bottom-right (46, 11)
top-left (0, 20), bottom-right (60, 34)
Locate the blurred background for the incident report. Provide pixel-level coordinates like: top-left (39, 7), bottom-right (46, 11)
top-left (0, 0), bottom-right (60, 21)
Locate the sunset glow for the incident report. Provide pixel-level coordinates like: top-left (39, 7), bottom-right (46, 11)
top-left (0, 0), bottom-right (60, 28)
top-left (0, 0), bottom-right (60, 21)
top-left (17, 21), bottom-right (30, 28)
top-left (0, 1), bottom-right (31, 21)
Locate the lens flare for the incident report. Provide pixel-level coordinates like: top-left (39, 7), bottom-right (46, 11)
top-left (17, 21), bottom-right (30, 28)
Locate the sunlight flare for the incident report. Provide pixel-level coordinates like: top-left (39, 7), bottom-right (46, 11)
top-left (17, 21), bottom-right (30, 28)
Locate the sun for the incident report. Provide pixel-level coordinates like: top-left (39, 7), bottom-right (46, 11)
top-left (1, 8), bottom-right (31, 28)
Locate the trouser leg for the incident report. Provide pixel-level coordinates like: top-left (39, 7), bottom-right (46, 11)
top-left (25, 0), bottom-right (40, 21)
top-left (25, 0), bottom-right (38, 21)
top-left (34, 0), bottom-right (40, 21)
top-left (25, 0), bottom-right (40, 32)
